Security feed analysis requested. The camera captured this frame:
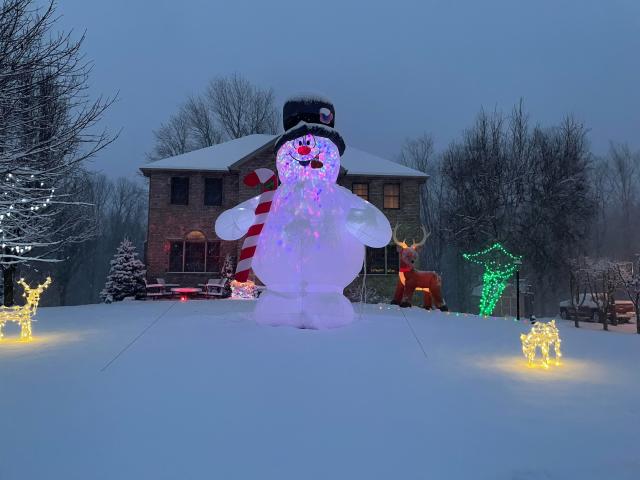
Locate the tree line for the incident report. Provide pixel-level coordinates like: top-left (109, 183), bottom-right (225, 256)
top-left (400, 101), bottom-right (639, 315)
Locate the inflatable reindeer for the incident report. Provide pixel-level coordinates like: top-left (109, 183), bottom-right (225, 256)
top-left (0, 277), bottom-right (51, 340)
top-left (391, 225), bottom-right (447, 310)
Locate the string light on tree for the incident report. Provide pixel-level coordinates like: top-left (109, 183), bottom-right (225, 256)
top-left (0, 171), bottom-right (55, 256)
top-left (463, 243), bottom-right (522, 316)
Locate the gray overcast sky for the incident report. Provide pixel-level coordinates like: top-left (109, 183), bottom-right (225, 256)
top-left (58, 0), bottom-right (640, 178)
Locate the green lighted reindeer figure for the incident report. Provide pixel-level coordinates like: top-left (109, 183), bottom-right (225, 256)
top-left (0, 277), bottom-right (52, 341)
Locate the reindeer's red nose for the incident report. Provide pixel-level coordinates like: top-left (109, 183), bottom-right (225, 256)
top-left (297, 145), bottom-right (311, 155)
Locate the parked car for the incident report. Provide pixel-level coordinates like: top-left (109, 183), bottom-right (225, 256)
top-left (559, 294), bottom-right (636, 323)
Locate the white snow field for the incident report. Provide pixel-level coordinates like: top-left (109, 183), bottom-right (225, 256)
top-left (1, 300), bottom-right (639, 480)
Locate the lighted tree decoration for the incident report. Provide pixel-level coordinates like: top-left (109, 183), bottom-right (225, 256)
top-left (463, 243), bottom-right (522, 316)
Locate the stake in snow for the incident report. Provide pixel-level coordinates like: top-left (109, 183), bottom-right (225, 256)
top-left (216, 95), bottom-right (391, 328)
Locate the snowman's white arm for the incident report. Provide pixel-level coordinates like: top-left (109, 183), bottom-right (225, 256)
top-left (343, 189), bottom-right (392, 248)
top-left (214, 194), bottom-right (261, 240)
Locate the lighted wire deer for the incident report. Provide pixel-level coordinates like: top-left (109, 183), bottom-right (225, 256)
top-left (0, 277), bottom-right (52, 341)
top-left (520, 320), bottom-right (562, 368)
top-left (390, 225), bottom-right (447, 310)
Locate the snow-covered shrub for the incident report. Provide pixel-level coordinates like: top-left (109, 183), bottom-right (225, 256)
top-left (100, 238), bottom-right (146, 302)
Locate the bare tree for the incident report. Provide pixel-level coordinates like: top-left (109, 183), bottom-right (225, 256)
top-left (184, 95), bottom-right (223, 147)
top-left (568, 257), bottom-right (590, 328)
top-left (148, 73), bottom-right (277, 161)
top-left (206, 73), bottom-right (278, 139)
top-left (0, 0), bottom-right (115, 305)
top-left (583, 258), bottom-right (621, 331)
top-left (616, 256), bottom-right (640, 334)
top-left (522, 116), bottom-right (595, 309)
top-left (589, 157), bottom-right (612, 257)
top-left (398, 134), bottom-right (447, 272)
top-left (147, 108), bottom-right (191, 160)
top-left (606, 143), bottom-right (639, 259)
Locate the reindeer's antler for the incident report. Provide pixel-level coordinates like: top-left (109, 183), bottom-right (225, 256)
top-left (411, 226), bottom-right (430, 248)
top-left (18, 277), bottom-right (52, 295)
top-left (392, 224), bottom-right (408, 249)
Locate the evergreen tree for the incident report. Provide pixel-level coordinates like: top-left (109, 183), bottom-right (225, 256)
top-left (100, 238), bottom-right (146, 302)
top-left (221, 255), bottom-right (235, 298)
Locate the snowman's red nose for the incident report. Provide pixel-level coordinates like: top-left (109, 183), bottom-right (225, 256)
top-left (297, 145), bottom-right (311, 155)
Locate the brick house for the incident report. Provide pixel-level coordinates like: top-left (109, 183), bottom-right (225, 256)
top-left (140, 134), bottom-right (427, 288)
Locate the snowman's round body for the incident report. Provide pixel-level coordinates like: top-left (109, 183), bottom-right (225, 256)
top-left (252, 181), bottom-right (364, 293)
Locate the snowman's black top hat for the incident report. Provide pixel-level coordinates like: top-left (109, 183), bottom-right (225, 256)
top-left (275, 93), bottom-right (346, 155)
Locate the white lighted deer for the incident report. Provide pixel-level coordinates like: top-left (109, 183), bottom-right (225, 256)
top-left (0, 277), bottom-right (52, 341)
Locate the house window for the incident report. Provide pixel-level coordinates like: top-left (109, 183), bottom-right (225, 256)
top-left (383, 183), bottom-right (400, 209)
top-left (204, 178), bottom-right (223, 206)
top-left (386, 244), bottom-right (399, 274)
top-left (364, 244), bottom-right (399, 274)
top-left (366, 247), bottom-right (386, 274)
top-left (185, 231), bottom-right (206, 272)
top-left (206, 241), bottom-right (220, 272)
top-left (169, 241), bottom-right (184, 271)
top-left (352, 183), bottom-right (369, 201)
top-left (168, 231), bottom-right (221, 272)
top-left (171, 177), bottom-right (189, 205)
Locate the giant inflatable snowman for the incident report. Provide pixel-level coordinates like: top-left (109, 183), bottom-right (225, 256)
top-left (215, 95), bottom-right (391, 328)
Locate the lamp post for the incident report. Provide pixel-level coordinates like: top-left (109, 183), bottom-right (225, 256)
top-left (515, 258), bottom-right (522, 320)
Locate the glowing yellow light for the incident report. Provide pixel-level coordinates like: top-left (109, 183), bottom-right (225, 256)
top-left (520, 320), bottom-right (562, 368)
top-left (0, 277), bottom-right (51, 342)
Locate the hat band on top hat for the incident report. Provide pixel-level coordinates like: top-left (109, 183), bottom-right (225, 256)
top-left (274, 122), bottom-right (346, 156)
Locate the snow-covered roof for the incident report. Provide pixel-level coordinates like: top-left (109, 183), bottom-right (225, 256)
top-left (342, 147), bottom-right (427, 178)
top-left (141, 134), bottom-right (273, 173)
top-left (140, 134), bottom-right (427, 178)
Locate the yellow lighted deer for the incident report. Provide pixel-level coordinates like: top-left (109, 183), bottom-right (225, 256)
top-left (0, 277), bottom-right (52, 341)
top-left (520, 320), bottom-right (562, 368)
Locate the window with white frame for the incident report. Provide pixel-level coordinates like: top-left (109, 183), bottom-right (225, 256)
top-left (168, 231), bottom-right (221, 272)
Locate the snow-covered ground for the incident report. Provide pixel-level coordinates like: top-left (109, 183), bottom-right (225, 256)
top-left (1, 300), bottom-right (639, 480)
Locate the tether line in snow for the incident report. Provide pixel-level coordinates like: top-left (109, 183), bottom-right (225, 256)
top-left (400, 308), bottom-right (428, 360)
top-left (100, 301), bottom-right (177, 372)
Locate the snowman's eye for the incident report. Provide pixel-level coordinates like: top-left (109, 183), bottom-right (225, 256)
top-left (298, 141), bottom-right (302, 146)
top-left (306, 140), bottom-right (310, 145)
